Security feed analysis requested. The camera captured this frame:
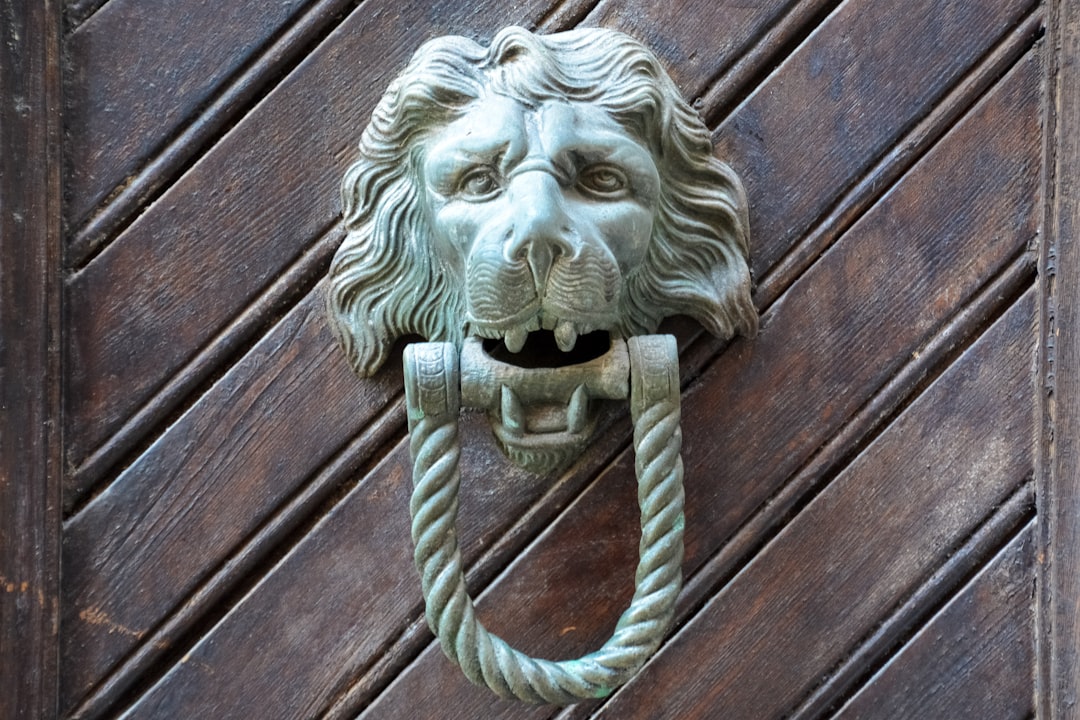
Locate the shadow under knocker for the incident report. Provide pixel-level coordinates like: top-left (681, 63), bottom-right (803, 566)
top-left (326, 25), bottom-right (757, 704)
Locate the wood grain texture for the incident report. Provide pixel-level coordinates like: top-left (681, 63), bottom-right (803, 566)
top-left (357, 63), bottom-right (1041, 719)
top-left (583, 0), bottom-right (805, 102)
top-left (835, 525), bottom-right (1035, 720)
top-left (61, 0), bottom-right (580, 483)
top-left (784, 480), bottom-right (1035, 720)
top-left (1039, 0), bottom-right (1080, 716)
top-left (712, 0), bottom-right (1035, 278)
top-left (591, 292), bottom-right (1036, 720)
top-left (58, 290), bottom-right (401, 713)
top-left (0, 1), bottom-right (62, 718)
top-left (114, 48), bottom-right (1041, 718)
top-left (64, 0), bottom-right (319, 231)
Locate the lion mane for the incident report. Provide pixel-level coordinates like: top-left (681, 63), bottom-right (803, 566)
top-left (327, 26), bottom-right (757, 377)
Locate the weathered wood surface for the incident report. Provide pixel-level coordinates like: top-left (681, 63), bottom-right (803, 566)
top-left (834, 525), bottom-right (1035, 720)
top-left (55, 1), bottom-right (1052, 719)
top-left (59, 293), bottom-right (404, 712)
top-left (583, 0), bottom-right (815, 104)
top-left (104, 45), bottom-right (1040, 717)
top-left (60, 0), bottom-right (1034, 483)
top-left (64, 0), bottom-right (327, 236)
top-left (61, 0), bottom-right (598, 490)
top-left (64, 0), bottom-right (362, 264)
top-left (0, 1), bottom-right (62, 718)
top-left (587, 293), bottom-right (1035, 720)
top-left (1038, 0), bottom-right (1080, 717)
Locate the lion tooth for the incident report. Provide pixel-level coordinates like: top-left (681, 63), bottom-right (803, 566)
top-left (504, 326), bottom-right (528, 353)
top-left (554, 320), bottom-right (577, 352)
top-left (566, 385), bottom-right (588, 433)
top-left (501, 386), bottom-right (526, 434)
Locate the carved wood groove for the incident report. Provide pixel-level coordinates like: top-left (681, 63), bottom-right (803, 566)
top-left (696, 0), bottom-right (841, 127)
top-left (65, 0), bottom-right (1037, 521)
top-left (581, 294), bottom-right (1036, 720)
top-left (66, 398), bottom-right (407, 720)
top-left (832, 523), bottom-right (1035, 719)
top-left (64, 224), bottom-right (344, 513)
top-left (756, 14), bottom-right (1043, 313)
top-left (56, 1), bottom-right (1046, 716)
top-left (64, 0), bottom-right (358, 264)
top-left (789, 483), bottom-right (1036, 719)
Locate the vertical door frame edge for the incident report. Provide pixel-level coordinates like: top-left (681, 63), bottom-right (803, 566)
top-left (1038, 0), bottom-right (1080, 717)
top-left (0, 0), bottom-right (64, 718)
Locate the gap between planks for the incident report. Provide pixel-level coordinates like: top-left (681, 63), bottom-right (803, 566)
top-left (338, 257), bottom-right (1036, 718)
top-left (64, 13), bottom-right (1041, 714)
top-left (66, 0), bottom-right (365, 269)
top-left (66, 0), bottom-right (1034, 515)
top-left (66, 397), bottom-right (407, 720)
top-left (556, 289), bottom-right (1038, 720)
top-left (789, 484), bottom-right (1036, 719)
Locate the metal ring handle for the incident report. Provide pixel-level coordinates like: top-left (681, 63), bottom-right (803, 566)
top-left (403, 336), bottom-right (684, 704)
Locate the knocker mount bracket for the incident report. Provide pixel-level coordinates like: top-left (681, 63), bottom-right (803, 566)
top-left (325, 25), bottom-right (757, 703)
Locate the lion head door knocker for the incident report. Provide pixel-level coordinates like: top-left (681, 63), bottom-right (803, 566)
top-left (326, 26), bottom-right (756, 703)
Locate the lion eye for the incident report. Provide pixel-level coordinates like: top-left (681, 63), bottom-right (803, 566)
top-left (579, 165), bottom-right (629, 197)
top-left (458, 168), bottom-right (500, 200)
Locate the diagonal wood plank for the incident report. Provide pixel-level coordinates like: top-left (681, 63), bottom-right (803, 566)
top-left (63, 0), bottom-right (338, 234)
top-left (588, 294), bottom-right (1036, 720)
top-left (61, 0), bottom-right (1033, 479)
top-left (833, 524), bottom-right (1035, 720)
top-left (112, 50), bottom-right (1039, 718)
top-left (582, 0), bottom-right (811, 102)
top-left (61, 0), bottom-right (578, 475)
top-left (713, 0), bottom-right (1034, 277)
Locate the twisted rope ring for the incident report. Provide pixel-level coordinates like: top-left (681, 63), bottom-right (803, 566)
top-left (403, 336), bottom-right (684, 704)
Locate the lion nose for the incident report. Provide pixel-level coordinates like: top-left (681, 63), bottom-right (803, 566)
top-left (505, 171), bottom-right (576, 287)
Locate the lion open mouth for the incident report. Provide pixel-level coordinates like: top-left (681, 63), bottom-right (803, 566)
top-left (482, 329), bottom-right (612, 369)
top-left (459, 329), bottom-right (627, 474)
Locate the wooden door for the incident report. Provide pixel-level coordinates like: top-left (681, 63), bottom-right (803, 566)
top-left (4, 0), bottom-right (1080, 718)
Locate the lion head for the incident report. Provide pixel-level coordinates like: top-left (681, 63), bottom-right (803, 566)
top-left (328, 26), bottom-right (756, 470)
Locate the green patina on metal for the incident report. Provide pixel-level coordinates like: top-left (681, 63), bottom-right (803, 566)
top-left (326, 25), bottom-right (756, 704)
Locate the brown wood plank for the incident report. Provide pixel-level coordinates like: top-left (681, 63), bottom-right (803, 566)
top-left (357, 68), bottom-right (1041, 713)
top-left (583, 0), bottom-right (805, 101)
top-left (1038, 0), bottom-right (1080, 717)
top-left (783, 480), bottom-right (1035, 720)
top-left (62, 0), bottom-right (1032, 478)
top-left (589, 295), bottom-right (1036, 720)
top-left (713, 0), bottom-right (1035, 278)
top-left (61, 0), bottom-right (579, 484)
top-left (0, 0), bottom-right (62, 718)
top-left (58, 290), bottom-right (404, 713)
top-left (118, 53), bottom-right (1039, 718)
top-left (835, 525), bottom-right (1035, 720)
top-left (116, 414), bottom-right (632, 719)
top-left (64, 0), bottom-right (325, 231)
